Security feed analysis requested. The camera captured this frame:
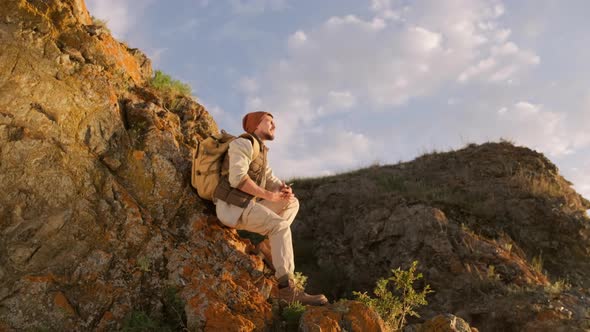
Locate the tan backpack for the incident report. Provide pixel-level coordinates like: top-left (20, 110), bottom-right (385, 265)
top-left (191, 131), bottom-right (260, 201)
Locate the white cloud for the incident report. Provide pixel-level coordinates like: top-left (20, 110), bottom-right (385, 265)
top-left (86, 0), bottom-right (153, 39)
top-left (458, 40), bottom-right (539, 83)
top-left (325, 15), bottom-right (386, 31)
top-left (288, 30), bottom-right (307, 49)
top-left (327, 91), bottom-right (357, 110)
top-left (494, 28), bottom-right (511, 42)
top-left (270, 127), bottom-right (374, 179)
top-left (147, 48), bottom-right (168, 66)
top-left (404, 26), bottom-right (442, 54)
top-left (239, 0), bottom-right (548, 180)
top-left (497, 101), bottom-right (572, 157)
top-left (86, 0), bottom-right (131, 38)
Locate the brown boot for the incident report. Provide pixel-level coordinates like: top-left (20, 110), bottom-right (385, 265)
top-left (278, 279), bottom-right (328, 306)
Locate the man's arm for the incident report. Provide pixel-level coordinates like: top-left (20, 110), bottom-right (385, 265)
top-left (238, 177), bottom-right (285, 202)
top-left (227, 138), bottom-right (288, 202)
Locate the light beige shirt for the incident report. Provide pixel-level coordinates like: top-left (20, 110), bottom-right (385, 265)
top-left (215, 137), bottom-right (283, 227)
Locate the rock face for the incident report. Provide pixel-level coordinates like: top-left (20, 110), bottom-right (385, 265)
top-left (0, 0), bottom-right (271, 330)
top-left (293, 143), bottom-right (590, 332)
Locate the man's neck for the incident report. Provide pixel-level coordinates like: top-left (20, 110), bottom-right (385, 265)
top-left (251, 132), bottom-right (266, 144)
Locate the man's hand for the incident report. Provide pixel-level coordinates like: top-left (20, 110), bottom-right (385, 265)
top-left (279, 182), bottom-right (294, 200)
top-left (238, 177), bottom-right (292, 202)
top-left (266, 191), bottom-right (287, 202)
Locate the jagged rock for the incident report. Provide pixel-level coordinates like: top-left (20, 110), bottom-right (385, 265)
top-left (299, 300), bottom-right (386, 332)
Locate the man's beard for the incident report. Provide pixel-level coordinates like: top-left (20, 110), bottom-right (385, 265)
top-left (260, 132), bottom-right (274, 141)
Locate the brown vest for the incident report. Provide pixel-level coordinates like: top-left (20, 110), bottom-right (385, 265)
top-left (213, 134), bottom-right (267, 208)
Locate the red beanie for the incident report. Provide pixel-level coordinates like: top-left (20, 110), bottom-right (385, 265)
top-left (242, 111), bottom-right (273, 134)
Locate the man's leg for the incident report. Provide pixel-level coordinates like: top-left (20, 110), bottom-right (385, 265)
top-left (258, 197), bottom-right (299, 279)
top-left (237, 198), bottom-right (327, 305)
top-left (237, 197), bottom-right (298, 279)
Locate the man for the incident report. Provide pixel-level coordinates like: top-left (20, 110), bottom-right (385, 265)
top-left (213, 111), bottom-right (328, 306)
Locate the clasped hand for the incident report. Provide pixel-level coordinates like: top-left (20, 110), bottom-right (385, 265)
top-left (279, 182), bottom-right (294, 199)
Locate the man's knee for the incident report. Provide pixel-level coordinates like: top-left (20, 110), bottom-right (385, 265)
top-left (283, 197), bottom-right (299, 216)
top-left (289, 197), bottom-right (299, 210)
top-left (269, 218), bottom-right (291, 236)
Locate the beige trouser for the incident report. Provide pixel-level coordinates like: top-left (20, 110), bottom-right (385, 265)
top-left (237, 197), bottom-right (299, 279)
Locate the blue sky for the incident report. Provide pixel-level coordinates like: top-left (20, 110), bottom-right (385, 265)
top-left (87, 0), bottom-right (590, 200)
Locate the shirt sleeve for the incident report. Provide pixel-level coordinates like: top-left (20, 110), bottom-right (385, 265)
top-left (227, 138), bottom-right (253, 188)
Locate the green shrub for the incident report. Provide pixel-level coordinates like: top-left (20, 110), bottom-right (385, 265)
top-left (353, 261), bottom-right (433, 331)
top-left (150, 70), bottom-right (192, 97)
top-left (122, 311), bottom-right (161, 332)
top-left (282, 301), bottom-right (306, 328)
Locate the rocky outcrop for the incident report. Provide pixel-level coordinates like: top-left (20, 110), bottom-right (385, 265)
top-left (0, 0), bottom-right (272, 330)
top-left (293, 142), bottom-right (590, 331)
top-left (299, 301), bottom-right (386, 332)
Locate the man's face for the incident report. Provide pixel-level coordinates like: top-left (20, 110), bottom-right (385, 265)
top-left (255, 115), bottom-right (275, 141)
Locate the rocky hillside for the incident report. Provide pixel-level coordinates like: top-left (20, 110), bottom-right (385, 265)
top-left (292, 142), bottom-right (590, 331)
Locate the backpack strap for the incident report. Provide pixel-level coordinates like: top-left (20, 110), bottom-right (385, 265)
top-left (239, 133), bottom-right (261, 162)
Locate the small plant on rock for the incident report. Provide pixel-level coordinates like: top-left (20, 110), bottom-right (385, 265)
top-left (353, 261), bottom-right (433, 331)
top-left (91, 16), bottom-right (111, 34)
top-left (282, 301), bottom-right (306, 329)
top-left (532, 253), bottom-right (544, 274)
top-left (150, 70), bottom-right (192, 98)
top-left (137, 256), bottom-right (151, 272)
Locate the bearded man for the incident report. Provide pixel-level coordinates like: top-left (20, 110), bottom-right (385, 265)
top-left (213, 111), bottom-right (328, 306)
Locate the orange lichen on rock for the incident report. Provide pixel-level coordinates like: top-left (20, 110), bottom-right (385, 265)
top-left (96, 311), bottom-right (114, 332)
top-left (301, 306), bottom-right (343, 331)
top-left (25, 273), bottom-right (57, 283)
top-left (132, 150), bottom-right (145, 161)
top-left (535, 309), bottom-right (567, 322)
top-left (96, 34), bottom-right (144, 84)
top-left (300, 301), bottom-right (386, 332)
top-left (420, 314), bottom-right (477, 332)
top-left (204, 302), bottom-right (256, 332)
top-left (343, 301), bottom-right (387, 332)
top-left (54, 291), bottom-right (76, 317)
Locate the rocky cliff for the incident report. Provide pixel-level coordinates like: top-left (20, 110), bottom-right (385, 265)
top-left (0, 0), bottom-right (274, 330)
top-left (292, 142), bottom-right (590, 331)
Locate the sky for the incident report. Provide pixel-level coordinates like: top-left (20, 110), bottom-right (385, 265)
top-left (86, 0), bottom-right (590, 201)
